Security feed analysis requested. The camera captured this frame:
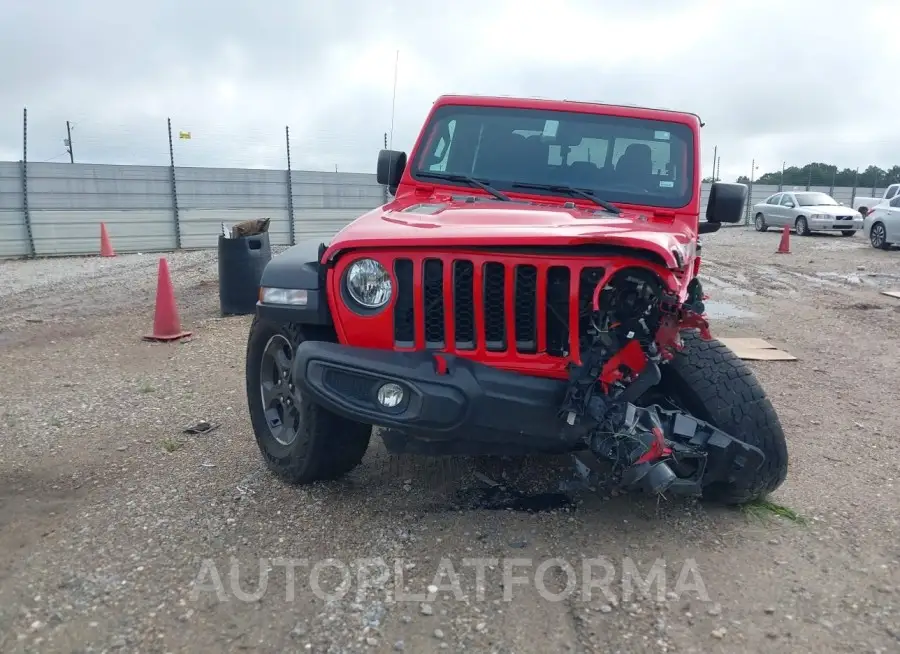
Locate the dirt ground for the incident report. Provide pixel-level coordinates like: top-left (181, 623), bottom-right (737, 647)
top-left (1, 227), bottom-right (899, 654)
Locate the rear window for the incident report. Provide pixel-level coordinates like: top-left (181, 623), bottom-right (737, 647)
top-left (412, 104), bottom-right (695, 208)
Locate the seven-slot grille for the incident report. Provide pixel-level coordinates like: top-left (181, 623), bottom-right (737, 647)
top-left (392, 257), bottom-right (605, 358)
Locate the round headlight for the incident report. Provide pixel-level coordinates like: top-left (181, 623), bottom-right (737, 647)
top-left (345, 258), bottom-right (392, 309)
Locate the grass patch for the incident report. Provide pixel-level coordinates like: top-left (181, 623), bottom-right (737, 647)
top-left (138, 380), bottom-right (156, 394)
top-left (741, 498), bottom-right (807, 525)
top-left (161, 437), bottom-right (183, 453)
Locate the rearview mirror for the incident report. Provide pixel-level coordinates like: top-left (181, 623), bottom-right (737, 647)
top-left (706, 182), bottom-right (747, 224)
top-left (377, 150), bottom-right (407, 187)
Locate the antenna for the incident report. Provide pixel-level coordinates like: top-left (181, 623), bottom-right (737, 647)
top-left (389, 49), bottom-right (399, 151)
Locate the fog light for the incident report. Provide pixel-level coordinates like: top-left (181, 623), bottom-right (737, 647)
top-left (376, 382), bottom-right (404, 408)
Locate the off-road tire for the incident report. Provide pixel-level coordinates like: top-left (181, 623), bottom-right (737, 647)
top-left (658, 330), bottom-right (788, 505)
top-left (246, 317), bottom-right (372, 484)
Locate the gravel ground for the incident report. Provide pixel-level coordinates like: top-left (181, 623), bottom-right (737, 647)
top-left (1, 228), bottom-right (899, 653)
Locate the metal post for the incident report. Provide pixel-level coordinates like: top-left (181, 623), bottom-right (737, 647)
top-left (851, 168), bottom-right (858, 206)
top-left (806, 168), bottom-right (811, 191)
top-left (715, 156), bottom-right (720, 182)
top-left (829, 167), bottom-right (836, 196)
top-left (22, 107), bottom-right (35, 257)
top-left (167, 118), bottom-right (182, 249)
top-left (745, 159), bottom-right (755, 224)
top-left (872, 171), bottom-right (877, 196)
top-left (285, 125), bottom-right (295, 246)
top-left (779, 161), bottom-right (785, 191)
top-left (65, 121), bottom-right (74, 163)
top-left (711, 145), bottom-right (717, 182)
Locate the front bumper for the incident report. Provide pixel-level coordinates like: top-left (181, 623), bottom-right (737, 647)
top-left (291, 341), bottom-right (584, 451)
top-left (808, 217), bottom-right (863, 231)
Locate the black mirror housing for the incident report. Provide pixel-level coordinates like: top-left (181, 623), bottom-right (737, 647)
top-left (706, 182), bottom-right (747, 224)
top-left (377, 150), bottom-right (407, 187)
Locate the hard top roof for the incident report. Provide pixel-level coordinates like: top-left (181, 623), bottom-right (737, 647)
top-left (432, 94), bottom-right (704, 127)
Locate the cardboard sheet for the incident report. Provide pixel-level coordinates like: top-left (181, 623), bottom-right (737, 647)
top-left (718, 337), bottom-right (797, 361)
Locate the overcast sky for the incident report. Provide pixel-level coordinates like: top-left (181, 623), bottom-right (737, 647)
top-left (1, 0), bottom-right (897, 182)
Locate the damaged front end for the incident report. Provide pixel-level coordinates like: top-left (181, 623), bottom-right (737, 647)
top-left (558, 266), bottom-right (766, 499)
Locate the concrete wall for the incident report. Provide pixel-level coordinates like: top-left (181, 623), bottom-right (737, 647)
top-left (0, 160), bottom-right (888, 259)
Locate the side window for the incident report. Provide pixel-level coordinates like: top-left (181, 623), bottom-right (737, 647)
top-left (767, 194), bottom-right (782, 205)
top-left (890, 195), bottom-right (900, 208)
top-left (885, 185), bottom-right (899, 200)
top-left (780, 194), bottom-right (795, 207)
top-left (567, 138), bottom-right (609, 167)
top-left (427, 120), bottom-right (456, 171)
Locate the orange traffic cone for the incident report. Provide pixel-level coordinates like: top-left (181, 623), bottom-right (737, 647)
top-left (143, 258), bottom-right (192, 342)
top-left (776, 225), bottom-right (791, 254)
top-left (100, 222), bottom-right (116, 257)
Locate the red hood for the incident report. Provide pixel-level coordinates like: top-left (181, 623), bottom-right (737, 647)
top-left (324, 195), bottom-right (698, 269)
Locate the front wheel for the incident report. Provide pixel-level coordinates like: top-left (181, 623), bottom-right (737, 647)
top-left (245, 317), bottom-right (372, 484)
top-left (795, 216), bottom-right (811, 236)
top-left (754, 213), bottom-right (768, 232)
top-left (657, 331), bottom-right (789, 504)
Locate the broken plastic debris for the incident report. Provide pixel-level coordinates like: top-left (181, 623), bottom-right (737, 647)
top-left (183, 420), bottom-right (219, 435)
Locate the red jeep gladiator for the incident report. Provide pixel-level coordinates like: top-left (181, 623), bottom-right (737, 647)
top-left (246, 94), bottom-right (788, 505)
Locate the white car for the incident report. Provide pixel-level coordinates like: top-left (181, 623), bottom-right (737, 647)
top-left (853, 183), bottom-right (900, 217)
top-left (862, 195), bottom-right (900, 250)
top-left (752, 191), bottom-right (863, 236)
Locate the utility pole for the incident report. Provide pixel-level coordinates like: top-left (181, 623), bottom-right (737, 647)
top-left (711, 145), bottom-right (717, 182)
top-left (715, 156), bottom-right (720, 182)
top-left (779, 161), bottom-right (785, 191)
top-left (65, 121), bottom-right (74, 163)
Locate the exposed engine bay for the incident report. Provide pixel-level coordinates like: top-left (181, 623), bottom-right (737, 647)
top-left (558, 268), bottom-right (766, 498)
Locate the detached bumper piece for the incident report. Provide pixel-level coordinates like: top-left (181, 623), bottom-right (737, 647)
top-left (625, 406), bottom-right (766, 497)
top-left (578, 402), bottom-right (766, 498)
top-left (290, 342), bottom-right (583, 451)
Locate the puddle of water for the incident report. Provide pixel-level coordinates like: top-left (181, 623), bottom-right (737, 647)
top-left (701, 275), bottom-right (757, 296)
top-left (816, 272), bottom-right (864, 285)
top-left (704, 300), bottom-right (758, 319)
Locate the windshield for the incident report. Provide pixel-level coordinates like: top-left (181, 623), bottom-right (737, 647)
top-left (795, 192), bottom-right (839, 206)
top-left (410, 104), bottom-right (695, 208)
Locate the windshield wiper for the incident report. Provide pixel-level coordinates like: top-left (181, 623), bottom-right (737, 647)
top-left (416, 172), bottom-right (511, 202)
top-left (511, 182), bottom-right (621, 214)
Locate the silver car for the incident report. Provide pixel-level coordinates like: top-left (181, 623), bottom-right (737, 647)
top-left (752, 191), bottom-right (863, 236)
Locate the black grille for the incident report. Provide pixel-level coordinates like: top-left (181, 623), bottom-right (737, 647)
top-left (392, 257), bottom-right (602, 358)
top-left (423, 259), bottom-right (445, 348)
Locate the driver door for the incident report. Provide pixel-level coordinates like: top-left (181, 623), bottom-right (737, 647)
top-left (779, 193), bottom-right (797, 228)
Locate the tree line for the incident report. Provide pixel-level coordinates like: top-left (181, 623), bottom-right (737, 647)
top-left (703, 162), bottom-right (900, 188)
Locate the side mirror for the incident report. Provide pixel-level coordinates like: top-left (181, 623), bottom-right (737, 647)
top-left (698, 221), bottom-right (721, 234)
top-left (377, 149), bottom-right (407, 187)
top-left (706, 182), bottom-right (747, 224)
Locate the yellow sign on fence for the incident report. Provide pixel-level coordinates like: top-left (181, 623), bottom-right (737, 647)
top-left (178, 131), bottom-right (191, 140)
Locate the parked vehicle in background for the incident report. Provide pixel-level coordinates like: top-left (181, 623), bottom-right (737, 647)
top-left (853, 183), bottom-right (900, 217)
top-left (862, 195), bottom-right (900, 250)
top-left (752, 191), bottom-right (863, 236)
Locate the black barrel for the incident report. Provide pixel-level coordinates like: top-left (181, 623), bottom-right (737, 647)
top-left (218, 232), bottom-right (272, 316)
